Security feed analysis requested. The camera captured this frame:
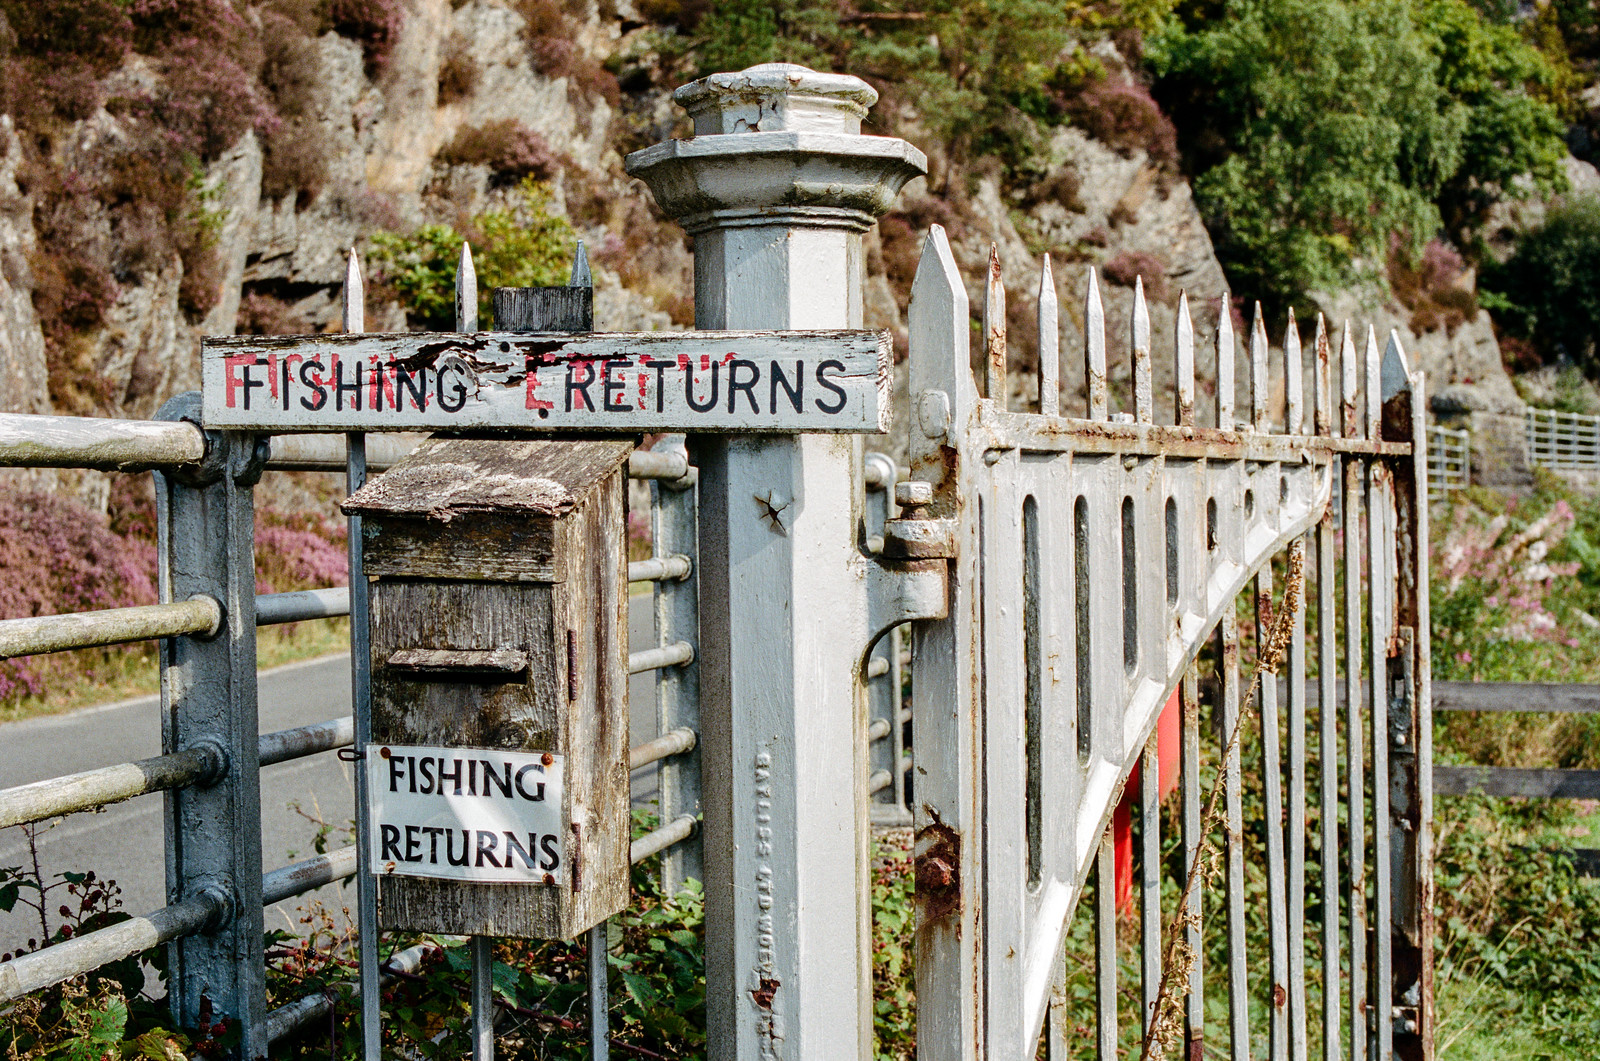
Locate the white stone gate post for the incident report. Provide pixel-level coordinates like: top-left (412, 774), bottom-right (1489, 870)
top-left (627, 64), bottom-right (924, 1059)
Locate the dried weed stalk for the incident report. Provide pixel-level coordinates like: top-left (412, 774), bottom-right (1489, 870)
top-left (1139, 541), bottom-right (1305, 1061)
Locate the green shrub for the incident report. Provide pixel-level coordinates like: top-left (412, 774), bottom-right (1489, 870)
top-left (368, 179), bottom-right (577, 330)
top-left (1480, 196), bottom-right (1600, 372)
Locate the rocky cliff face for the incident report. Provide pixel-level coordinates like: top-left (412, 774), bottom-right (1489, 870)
top-left (0, 0), bottom-right (1539, 483)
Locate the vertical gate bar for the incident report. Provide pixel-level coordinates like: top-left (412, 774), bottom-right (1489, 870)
top-left (1405, 359), bottom-right (1436, 1060)
top-left (1047, 950), bottom-right (1068, 1060)
top-left (1096, 829), bottom-right (1118, 1061)
top-left (1216, 298), bottom-right (1236, 430)
top-left (155, 396), bottom-right (266, 1057)
top-left (1257, 557), bottom-right (1290, 1061)
top-left (1318, 499), bottom-right (1341, 1061)
top-left (1039, 254), bottom-right (1059, 417)
top-left (1222, 612), bottom-right (1249, 1061)
top-left (1140, 732), bottom-right (1160, 1041)
top-left (1288, 534), bottom-right (1310, 1061)
top-left (589, 924), bottom-right (611, 1061)
top-left (1249, 304), bottom-right (1268, 431)
top-left (1369, 465), bottom-right (1393, 1061)
top-left (1343, 455), bottom-right (1367, 1061)
top-left (652, 435), bottom-right (702, 895)
top-left (456, 244), bottom-right (498, 1061)
top-left (1285, 310), bottom-right (1303, 436)
top-left (984, 244), bottom-right (1007, 407)
top-left (471, 934), bottom-right (494, 1061)
top-left (1176, 293), bottom-right (1195, 428)
top-left (1086, 268), bottom-right (1107, 420)
top-left (341, 248), bottom-right (381, 1061)
top-left (1133, 278), bottom-right (1153, 422)
top-left (1180, 668), bottom-right (1205, 1057)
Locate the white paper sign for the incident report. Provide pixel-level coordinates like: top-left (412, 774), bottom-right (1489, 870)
top-left (201, 330), bottom-right (890, 433)
top-left (365, 744), bottom-right (564, 884)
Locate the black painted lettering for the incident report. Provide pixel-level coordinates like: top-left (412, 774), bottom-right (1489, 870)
top-left (645, 359), bottom-right (673, 413)
top-left (727, 359), bottom-right (760, 413)
top-left (467, 759), bottom-right (477, 797)
top-left (436, 364), bottom-right (467, 412)
top-left (566, 361), bottom-right (596, 412)
top-left (686, 361), bottom-right (719, 412)
top-left (422, 826), bottom-right (444, 863)
top-left (481, 760), bottom-right (513, 798)
top-left (514, 765), bottom-right (546, 802)
top-left (539, 833), bottom-right (561, 870)
top-left (242, 359), bottom-right (266, 410)
top-left (407, 756), bottom-right (417, 793)
top-left (418, 756), bottom-right (435, 795)
top-left (379, 824), bottom-right (401, 862)
top-left (602, 359), bottom-right (631, 412)
top-left (404, 825), bottom-right (421, 862)
top-left (396, 365), bottom-right (428, 411)
top-left (475, 830), bottom-right (502, 868)
top-left (333, 359), bottom-right (363, 411)
top-left (281, 358), bottom-right (292, 411)
top-left (771, 360), bottom-right (803, 413)
top-left (299, 359), bottom-right (327, 411)
top-left (503, 833), bottom-right (537, 868)
top-left (437, 757), bottom-right (464, 796)
top-left (446, 829), bottom-right (470, 867)
top-left (387, 755), bottom-right (404, 792)
top-left (815, 359), bottom-right (848, 414)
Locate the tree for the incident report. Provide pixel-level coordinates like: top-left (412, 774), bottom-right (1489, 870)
top-left (1480, 197), bottom-right (1600, 371)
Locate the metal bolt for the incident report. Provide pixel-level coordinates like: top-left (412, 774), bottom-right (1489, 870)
top-left (895, 480), bottom-right (933, 507)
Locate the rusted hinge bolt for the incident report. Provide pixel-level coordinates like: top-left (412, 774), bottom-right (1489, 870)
top-left (895, 479), bottom-right (932, 511)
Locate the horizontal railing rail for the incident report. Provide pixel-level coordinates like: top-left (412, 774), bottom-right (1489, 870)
top-left (0, 413), bottom-right (206, 471)
top-left (0, 596), bottom-right (222, 659)
top-left (0, 746), bottom-right (224, 829)
top-left (629, 727), bottom-right (697, 771)
top-left (628, 641), bottom-right (695, 675)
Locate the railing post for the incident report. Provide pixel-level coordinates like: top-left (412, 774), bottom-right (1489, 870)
top-left (627, 64), bottom-right (924, 1059)
top-left (154, 392), bottom-right (268, 1057)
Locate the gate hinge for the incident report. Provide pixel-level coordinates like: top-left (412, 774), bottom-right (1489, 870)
top-left (881, 481), bottom-right (957, 561)
top-left (865, 481), bottom-right (950, 646)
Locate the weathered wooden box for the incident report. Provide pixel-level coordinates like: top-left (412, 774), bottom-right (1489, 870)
top-left (342, 436), bottom-right (631, 940)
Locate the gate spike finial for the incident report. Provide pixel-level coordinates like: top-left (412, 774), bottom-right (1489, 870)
top-left (570, 240), bottom-right (591, 288)
top-left (1086, 268), bottom-right (1106, 420)
top-left (1038, 254), bottom-right (1059, 417)
top-left (455, 241), bottom-right (478, 333)
top-left (1313, 314), bottom-right (1331, 437)
top-left (342, 247), bottom-right (364, 335)
top-left (1364, 324), bottom-right (1381, 439)
top-left (1284, 307), bottom-right (1303, 435)
top-left (1380, 329), bottom-right (1410, 403)
top-left (1339, 322), bottom-right (1358, 439)
top-left (908, 225), bottom-right (975, 465)
top-left (1216, 296), bottom-right (1235, 430)
top-left (1249, 301), bottom-right (1268, 431)
top-left (984, 244), bottom-right (1007, 408)
top-left (1175, 291), bottom-right (1194, 427)
top-left (1132, 276), bottom-right (1152, 423)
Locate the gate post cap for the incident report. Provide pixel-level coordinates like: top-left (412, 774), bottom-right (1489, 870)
top-left (675, 63), bottom-right (877, 136)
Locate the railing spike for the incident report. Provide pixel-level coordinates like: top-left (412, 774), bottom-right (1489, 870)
top-left (1216, 297), bottom-right (1235, 430)
top-left (1175, 291), bottom-right (1194, 427)
top-left (1087, 268), bottom-right (1107, 420)
top-left (984, 244), bottom-right (1007, 408)
top-left (1284, 307), bottom-right (1303, 435)
top-left (455, 241), bottom-right (478, 333)
top-left (1380, 328), bottom-right (1411, 403)
top-left (1038, 254), bottom-right (1059, 417)
top-left (1132, 275), bottom-right (1152, 423)
top-left (1364, 324), bottom-right (1381, 439)
top-left (1340, 321), bottom-right (1358, 439)
top-left (1250, 301), bottom-right (1268, 431)
top-left (570, 240), bottom-right (592, 289)
top-left (342, 247), bottom-right (364, 334)
top-left (1313, 314), bottom-right (1332, 437)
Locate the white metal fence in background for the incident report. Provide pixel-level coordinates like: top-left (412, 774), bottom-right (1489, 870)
top-left (1526, 406), bottom-right (1600, 471)
top-left (1426, 425), bottom-right (1470, 499)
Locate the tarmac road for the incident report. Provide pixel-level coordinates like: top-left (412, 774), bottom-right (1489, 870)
top-left (0, 601), bottom-right (660, 954)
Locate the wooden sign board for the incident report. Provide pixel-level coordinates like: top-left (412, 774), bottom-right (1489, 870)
top-left (201, 329), bottom-right (890, 433)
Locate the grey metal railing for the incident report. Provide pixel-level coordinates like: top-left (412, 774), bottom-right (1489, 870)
top-left (1426, 424), bottom-right (1469, 499)
top-left (1526, 406), bottom-right (1600, 471)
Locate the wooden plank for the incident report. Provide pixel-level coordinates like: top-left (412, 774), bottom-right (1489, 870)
top-left (361, 514), bottom-right (564, 582)
top-left (201, 329), bottom-right (890, 433)
top-left (1432, 681), bottom-right (1600, 714)
top-left (494, 287), bottom-right (591, 332)
top-left (1433, 766), bottom-right (1600, 799)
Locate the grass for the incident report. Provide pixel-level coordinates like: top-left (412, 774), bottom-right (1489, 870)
top-left (0, 619), bottom-right (351, 726)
